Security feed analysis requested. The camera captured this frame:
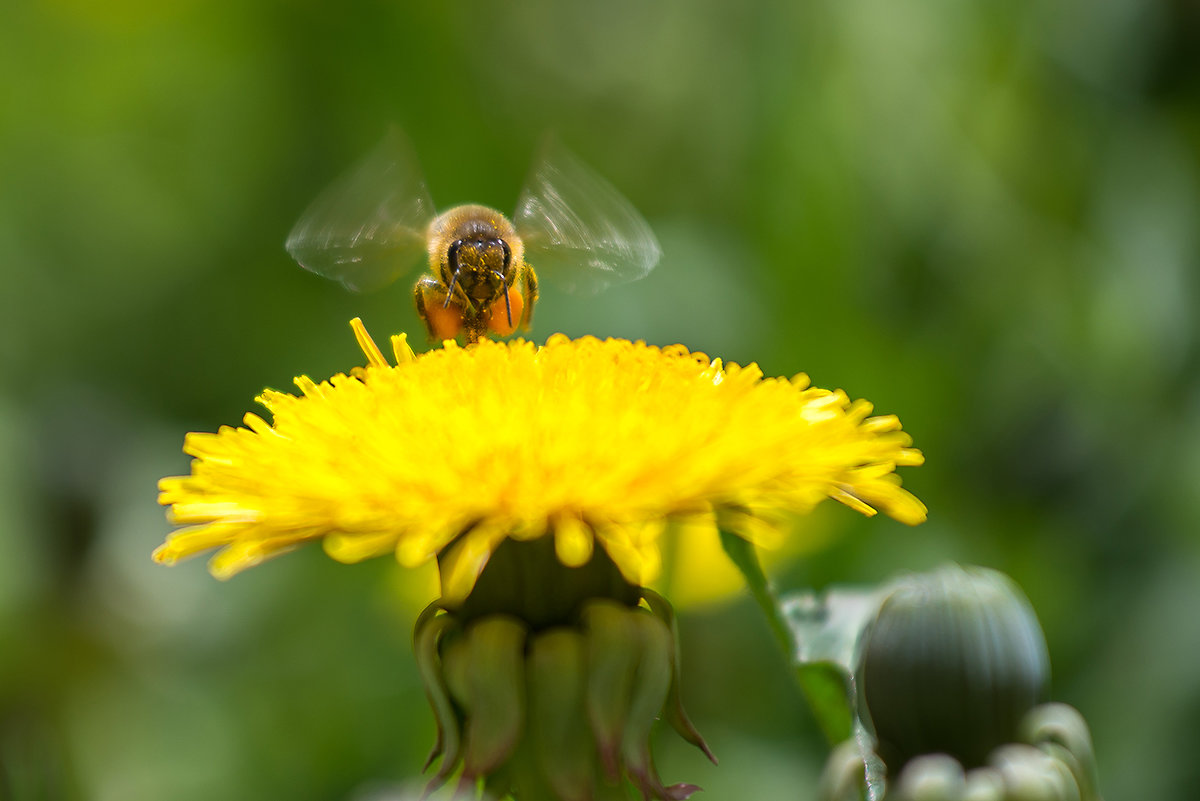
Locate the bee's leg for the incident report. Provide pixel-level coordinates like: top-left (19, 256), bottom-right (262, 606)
top-left (520, 267), bottom-right (539, 330)
top-left (414, 276), bottom-right (464, 341)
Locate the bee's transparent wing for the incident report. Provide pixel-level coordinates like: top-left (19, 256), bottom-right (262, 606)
top-left (513, 136), bottom-right (661, 294)
top-left (286, 128), bottom-right (435, 292)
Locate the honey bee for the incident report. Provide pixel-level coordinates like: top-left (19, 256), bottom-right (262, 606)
top-left (285, 128), bottom-right (661, 344)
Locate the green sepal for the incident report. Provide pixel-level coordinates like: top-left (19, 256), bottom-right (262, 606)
top-left (481, 765), bottom-right (516, 801)
top-left (1036, 743), bottom-right (1094, 801)
top-left (436, 633), bottom-right (476, 799)
top-left (527, 629), bottom-right (594, 801)
top-left (989, 744), bottom-right (1082, 801)
top-left (453, 615), bottom-right (529, 779)
top-left (1021, 704), bottom-right (1099, 801)
top-left (582, 600), bottom-right (641, 780)
top-left (1035, 744), bottom-right (1090, 801)
top-left (594, 774), bottom-right (634, 801)
top-left (962, 768), bottom-right (1006, 801)
top-left (441, 629), bottom-right (471, 716)
top-left (413, 602), bottom-right (463, 784)
top-left (641, 589), bottom-right (717, 765)
top-left (889, 743), bottom-right (1089, 801)
top-left (891, 753), bottom-right (966, 801)
top-left (815, 740), bottom-right (868, 801)
top-left (620, 611), bottom-right (674, 798)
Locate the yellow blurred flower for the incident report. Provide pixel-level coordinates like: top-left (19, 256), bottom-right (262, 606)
top-left (154, 319), bottom-right (925, 602)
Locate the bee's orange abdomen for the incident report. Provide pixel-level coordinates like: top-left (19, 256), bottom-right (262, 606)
top-left (486, 287), bottom-right (525, 336)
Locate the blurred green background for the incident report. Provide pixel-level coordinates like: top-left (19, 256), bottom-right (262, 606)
top-left (1, 0), bottom-right (1197, 798)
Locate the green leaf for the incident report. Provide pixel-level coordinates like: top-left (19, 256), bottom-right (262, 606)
top-left (781, 586), bottom-right (884, 748)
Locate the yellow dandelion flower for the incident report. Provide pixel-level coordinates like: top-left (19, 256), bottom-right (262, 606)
top-left (154, 319), bottom-right (925, 602)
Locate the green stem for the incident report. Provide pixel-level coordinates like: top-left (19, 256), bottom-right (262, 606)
top-left (717, 531), bottom-right (796, 655)
top-left (719, 531), bottom-right (853, 745)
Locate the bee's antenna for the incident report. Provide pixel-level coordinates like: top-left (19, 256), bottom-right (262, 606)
top-left (443, 271), bottom-right (458, 309)
top-left (444, 240), bottom-right (463, 309)
top-left (500, 275), bottom-right (514, 326)
top-left (498, 241), bottom-right (514, 327)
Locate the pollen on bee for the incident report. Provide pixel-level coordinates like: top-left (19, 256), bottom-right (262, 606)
top-left (426, 303), bottom-right (464, 341)
top-left (487, 287), bottom-right (525, 337)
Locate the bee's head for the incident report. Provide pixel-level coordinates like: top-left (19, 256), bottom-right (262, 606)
top-left (428, 204), bottom-right (524, 301)
top-left (447, 237), bottom-right (512, 299)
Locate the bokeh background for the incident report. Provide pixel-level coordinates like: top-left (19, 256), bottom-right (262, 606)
top-left (2, 1), bottom-right (1197, 799)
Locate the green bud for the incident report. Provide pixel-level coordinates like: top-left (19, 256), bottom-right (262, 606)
top-left (859, 564), bottom-right (1050, 772)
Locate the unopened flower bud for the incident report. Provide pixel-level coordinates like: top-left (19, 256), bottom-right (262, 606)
top-left (859, 564), bottom-right (1050, 772)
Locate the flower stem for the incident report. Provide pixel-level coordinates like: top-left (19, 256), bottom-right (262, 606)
top-left (718, 531), bottom-right (854, 745)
